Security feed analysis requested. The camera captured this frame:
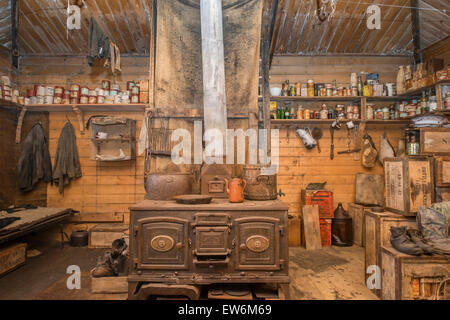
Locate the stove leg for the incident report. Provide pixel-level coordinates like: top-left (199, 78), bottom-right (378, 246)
top-left (280, 284), bottom-right (291, 300)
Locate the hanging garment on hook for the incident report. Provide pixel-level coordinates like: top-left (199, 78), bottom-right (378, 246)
top-left (17, 123), bottom-right (52, 192)
top-left (53, 121), bottom-right (82, 194)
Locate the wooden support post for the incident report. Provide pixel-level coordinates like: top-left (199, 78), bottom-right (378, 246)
top-left (10, 0), bottom-right (19, 69)
top-left (260, 0), bottom-right (279, 154)
top-left (200, 0), bottom-right (227, 157)
top-left (411, 0), bottom-right (422, 64)
top-left (15, 106), bottom-right (27, 144)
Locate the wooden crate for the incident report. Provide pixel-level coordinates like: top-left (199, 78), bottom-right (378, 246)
top-left (384, 156), bottom-right (434, 216)
top-left (89, 224), bottom-right (129, 248)
top-left (0, 243), bottom-right (27, 277)
top-left (435, 187), bottom-right (450, 202)
top-left (319, 218), bottom-right (331, 247)
top-left (90, 269), bottom-right (128, 293)
top-left (355, 173), bottom-right (384, 206)
top-left (301, 189), bottom-right (334, 218)
top-left (420, 128), bottom-right (450, 155)
top-left (381, 246), bottom-right (450, 300)
top-left (348, 203), bottom-right (374, 247)
top-left (364, 209), bottom-right (417, 297)
top-left (434, 156), bottom-right (450, 187)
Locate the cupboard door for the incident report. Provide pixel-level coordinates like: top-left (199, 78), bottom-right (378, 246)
top-left (137, 217), bottom-right (189, 270)
top-left (235, 217), bottom-right (280, 270)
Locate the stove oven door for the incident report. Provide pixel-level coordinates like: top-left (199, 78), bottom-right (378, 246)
top-left (136, 217), bottom-right (189, 270)
top-left (235, 217), bottom-right (280, 270)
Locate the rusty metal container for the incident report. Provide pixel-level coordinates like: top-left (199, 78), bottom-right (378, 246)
top-left (243, 165), bottom-right (278, 200)
top-left (144, 173), bottom-right (193, 200)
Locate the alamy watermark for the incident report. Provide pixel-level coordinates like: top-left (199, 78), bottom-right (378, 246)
top-left (170, 121), bottom-right (279, 175)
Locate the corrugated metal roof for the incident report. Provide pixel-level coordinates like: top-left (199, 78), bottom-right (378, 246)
top-left (268, 0), bottom-right (449, 56)
top-left (0, 0), bottom-right (11, 49)
top-left (0, 0), bottom-right (447, 56)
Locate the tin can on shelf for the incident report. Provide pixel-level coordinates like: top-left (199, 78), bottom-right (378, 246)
top-left (24, 98), bottom-right (30, 105)
top-left (70, 98), bottom-right (80, 104)
top-left (62, 94), bottom-right (70, 104)
top-left (70, 90), bottom-right (80, 98)
top-left (54, 86), bottom-right (64, 95)
top-left (111, 83), bottom-right (120, 91)
top-left (70, 84), bottom-right (80, 92)
top-left (88, 90), bottom-right (97, 97)
top-left (53, 96), bottom-right (62, 104)
top-left (36, 85), bottom-right (45, 96)
top-left (26, 89), bottom-right (35, 97)
top-left (127, 81), bottom-right (135, 90)
top-left (88, 96), bottom-right (97, 104)
top-left (81, 87), bottom-right (89, 96)
top-left (30, 96), bottom-right (38, 104)
top-left (131, 95), bottom-right (140, 103)
top-left (97, 96), bottom-right (105, 104)
top-left (101, 80), bottom-right (111, 90)
top-left (18, 96), bottom-right (25, 104)
top-left (44, 95), bottom-right (53, 104)
top-left (80, 95), bottom-right (89, 104)
top-left (110, 90), bottom-right (118, 96)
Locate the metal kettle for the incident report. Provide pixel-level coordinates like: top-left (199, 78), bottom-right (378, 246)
top-left (225, 178), bottom-right (247, 203)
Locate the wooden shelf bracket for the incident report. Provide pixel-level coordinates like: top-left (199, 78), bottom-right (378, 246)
top-left (72, 105), bottom-right (85, 135)
top-left (15, 106), bottom-right (27, 144)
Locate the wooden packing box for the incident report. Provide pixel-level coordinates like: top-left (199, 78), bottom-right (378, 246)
top-left (384, 156), bottom-right (434, 216)
top-left (434, 156), bottom-right (450, 187)
top-left (435, 187), bottom-right (450, 203)
top-left (90, 269), bottom-right (128, 293)
top-left (381, 246), bottom-right (450, 300)
top-left (420, 128), bottom-right (450, 156)
top-left (89, 223), bottom-right (129, 248)
top-left (364, 209), bottom-right (417, 297)
top-left (319, 218), bottom-right (331, 247)
top-left (0, 243), bottom-right (27, 277)
top-left (348, 203), bottom-right (375, 247)
top-left (301, 189), bottom-right (334, 218)
top-left (355, 173), bottom-right (384, 207)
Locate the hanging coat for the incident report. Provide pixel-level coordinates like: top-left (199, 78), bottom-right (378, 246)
top-left (17, 123), bottom-right (52, 192)
top-left (53, 121), bottom-right (82, 194)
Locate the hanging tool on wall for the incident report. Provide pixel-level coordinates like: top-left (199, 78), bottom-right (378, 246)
top-left (330, 120), bottom-right (341, 160)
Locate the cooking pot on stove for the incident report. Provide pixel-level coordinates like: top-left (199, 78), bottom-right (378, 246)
top-left (243, 165), bottom-right (280, 200)
top-left (144, 173), bottom-right (193, 200)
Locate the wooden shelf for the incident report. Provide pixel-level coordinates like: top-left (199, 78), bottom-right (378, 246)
top-left (365, 120), bottom-right (411, 125)
top-left (399, 79), bottom-right (450, 97)
top-left (23, 103), bottom-right (148, 112)
top-left (261, 96), bottom-right (362, 102)
top-left (271, 119), bottom-right (361, 125)
top-left (271, 119), bottom-right (411, 126)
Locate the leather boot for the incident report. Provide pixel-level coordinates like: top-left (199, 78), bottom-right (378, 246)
top-left (92, 264), bottom-right (115, 278)
top-left (407, 229), bottom-right (435, 255)
top-left (390, 226), bottom-right (424, 256)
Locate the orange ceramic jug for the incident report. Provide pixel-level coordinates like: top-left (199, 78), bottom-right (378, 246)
top-left (225, 178), bottom-right (247, 203)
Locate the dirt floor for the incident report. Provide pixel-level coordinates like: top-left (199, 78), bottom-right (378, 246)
top-left (0, 238), bottom-right (377, 300)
